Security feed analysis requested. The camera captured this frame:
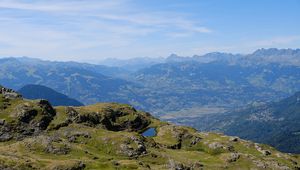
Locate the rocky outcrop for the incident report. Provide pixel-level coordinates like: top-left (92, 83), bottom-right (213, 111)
top-left (0, 99), bottom-right (56, 141)
top-left (225, 153), bottom-right (240, 163)
top-left (155, 125), bottom-right (204, 150)
top-left (51, 161), bottom-right (85, 170)
top-left (66, 131), bottom-right (91, 143)
top-left (1, 93), bottom-right (150, 143)
top-left (0, 86), bottom-right (22, 99)
top-left (253, 160), bottom-right (290, 170)
top-left (167, 159), bottom-right (191, 170)
top-left (255, 143), bottom-right (272, 156)
top-left (66, 104), bottom-right (151, 132)
top-left (119, 135), bottom-right (147, 157)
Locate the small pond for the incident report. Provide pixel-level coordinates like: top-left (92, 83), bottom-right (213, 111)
top-left (142, 128), bottom-right (157, 137)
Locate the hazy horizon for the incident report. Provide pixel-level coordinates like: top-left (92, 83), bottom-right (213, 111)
top-left (0, 47), bottom-right (299, 64)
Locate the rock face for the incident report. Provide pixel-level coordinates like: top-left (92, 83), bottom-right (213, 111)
top-left (0, 86), bottom-right (22, 99)
top-left (0, 99), bottom-right (56, 141)
top-left (0, 86), bottom-right (56, 141)
top-left (1, 85), bottom-right (300, 169)
top-left (66, 103), bottom-right (151, 131)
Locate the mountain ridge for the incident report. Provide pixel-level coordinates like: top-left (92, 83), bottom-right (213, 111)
top-left (187, 90), bottom-right (300, 153)
top-left (18, 84), bottom-right (84, 107)
top-left (1, 48), bottom-right (300, 115)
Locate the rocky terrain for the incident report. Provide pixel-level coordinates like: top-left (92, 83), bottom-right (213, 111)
top-left (1, 85), bottom-right (300, 170)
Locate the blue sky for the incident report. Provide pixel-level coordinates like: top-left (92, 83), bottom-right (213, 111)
top-left (0, 0), bottom-right (299, 62)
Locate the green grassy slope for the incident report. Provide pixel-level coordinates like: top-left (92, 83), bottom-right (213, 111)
top-left (0, 87), bottom-right (300, 170)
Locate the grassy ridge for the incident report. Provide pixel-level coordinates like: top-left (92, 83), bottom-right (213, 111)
top-left (0, 90), bottom-right (300, 169)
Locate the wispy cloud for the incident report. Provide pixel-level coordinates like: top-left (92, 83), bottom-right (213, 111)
top-left (2, 1), bottom-right (297, 61)
top-left (0, 0), bottom-right (124, 12)
top-left (0, 0), bottom-right (212, 60)
top-left (0, 0), bottom-right (211, 33)
top-left (94, 13), bottom-right (212, 34)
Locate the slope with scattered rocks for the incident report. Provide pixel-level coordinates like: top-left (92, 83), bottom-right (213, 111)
top-left (0, 86), bottom-right (300, 170)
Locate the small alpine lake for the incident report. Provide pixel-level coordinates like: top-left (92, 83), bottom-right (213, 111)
top-left (142, 128), bottom-right (157, 137)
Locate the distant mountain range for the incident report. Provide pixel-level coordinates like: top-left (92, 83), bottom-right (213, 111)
top-left (18, 84), bottom-right (83, 106)
top-left (245, 48), bottom-right (300, 66)
top-left (181, 91), bottom-right (300, 153)
top-left (165, 48), bottom-right (300, 66)
top-left (97, 48), bottom-right (300, 70)
top-left (99, 57), bottom-right (165, 72)
top-left (0, 57), bottom-right (140, 105)
top-left (1, 48), bottom-right (300, 114)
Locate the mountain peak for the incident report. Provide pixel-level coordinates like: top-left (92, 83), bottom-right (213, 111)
top-left (170, 53), bottom-right (179, 56)
top-left (166, 53), bottom-right (191, 63)
top-left (252, 48), bottom-right (300, 56)
top-left (167, 53), bottom-right (181, 59)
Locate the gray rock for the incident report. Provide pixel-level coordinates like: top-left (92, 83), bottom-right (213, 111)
top-left (119, 136), bottom-right (147, 157)
top-left (255, 143), bottom-right (271, 156)
top-left (263, 150), bottom-right (272, 156)
top-left (0, 133), bottom-right (12, 142)
top-left (229, 137), bottom-right (239, 142)
top-left (190, 137), bottom-right (201, 145)
top-left (192, 162), bottom-right (204, 169)
top-left (0, 87), bottom-right (22, 99)
top-left (226, 153), bottom-right (240, 163)
top-left (120, 144), bottom-right (137, 157)
top-left (66, 131), bottom-right (91, 143)
top-left (0, 119), bottom-right (5, 125)
top-left (208, 142), bottom-right (223, 150)
top-left (52, 161), bottom-right (85, 170)
top-left (16, 106), bottom-right (38, 123)
top-left (66, 107), bottom-right (79, 121)
top-left (137, 143), bottom-right (146, 154)
top-left (168, 159), bottom-right (191, 170)
top-left (45, 143), bottom-right (70, 155)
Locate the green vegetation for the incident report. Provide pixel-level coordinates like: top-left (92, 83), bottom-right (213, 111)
top-left (1, 86), bottom-right (300, 169)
